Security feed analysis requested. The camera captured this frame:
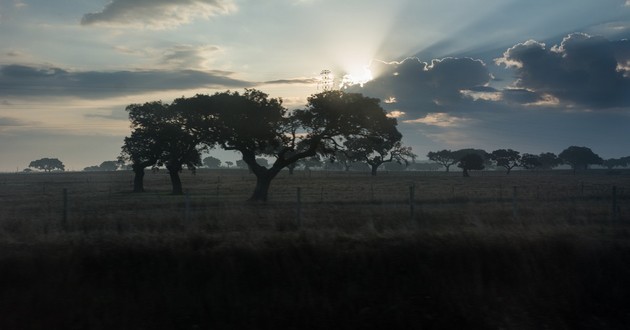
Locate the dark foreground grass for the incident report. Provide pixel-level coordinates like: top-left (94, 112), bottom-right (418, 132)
top-left (1, 227), bottom-right (630, 330)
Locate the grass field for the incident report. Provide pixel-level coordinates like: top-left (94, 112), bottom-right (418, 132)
top-left (1, 169), bottom-right (629, 329)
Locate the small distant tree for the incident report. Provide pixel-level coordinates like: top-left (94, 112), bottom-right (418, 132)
top-left (346, 137), bottom-right (414, 176)
top-left (256, 158), bottom-right (269, 168)
top-left (29, 158), bottom-right (65, 172)
top-left (454, 148), bottom-right (490, 167)
top-left (302, 156), bottom-right (323, 171)
top-left (427, 150), bottom-right (458, 172)
top-left (458, 153), bottom-right (485, 177)
top-left (330, 151), bottom-right (354, 171)
top-left (559, 146), bottom-right (603, 172)
top-left (83, 160), bottom-right (120, 172)
top-left (203, 156), bottom-right (222, 169)
top-left (235, 160), bottom-right (248, 169)
top-left (225, 161), bottom-right (234, 168)
top-left (99, 161), bottom-right (119, 171)
top-left (520, 153), bottom-right (542, 170)
top-left (490, 149), bottom-right (521, 174)
top-left (602, 158), bottom-right (629, 170)
top-left (537, 152), bottom-right (562, 169)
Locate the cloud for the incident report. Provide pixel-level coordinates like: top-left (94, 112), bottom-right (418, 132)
top-left (346, 57), bottom-right (492, 117)
top-left (160, 44), bottom-right (221, 69)
top-left (263, 78), bottom-right (318, 85)
top-left (0, 64), bottom-right (254, 99)
top-left (403, 113), bottom-right (471, 127)
top-left (0, 116), bottom-right (28, 127)
top-left (495, 33), bottom-right (630, 109)
top-left (81, 0), bottom-right (236, 29)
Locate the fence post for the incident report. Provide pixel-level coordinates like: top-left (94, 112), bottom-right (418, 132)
top-left (512, 186), bottom-right (518, 220)
top-left (185, 192), bottom-right (191, 222)
top-left (296, 187), bottom-right (302, 227)
top-left (612, 186), bottom-right (619, 222)
top-left (370, 184), bottom-right (374, 201)
top-left (409, 184), bottom-right (416, 221)
top-left (320, 186), bottom-right (324, 203)
top-left (62, 188), bottom-right (68, 231)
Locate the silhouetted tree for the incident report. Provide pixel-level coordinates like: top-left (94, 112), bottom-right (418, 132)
top-left (346, 136), bottom-right (414, 176)
top-left (559, 146), bottom-right (602, 172)
top-left (83, 161), bottom-right (119, 172)
top-left (199, 89), bottom-right (401, 201)
top-left (537, 152), bottom-right (563, 169)
top-left (454, 148), bottom-right (490, 167)
top-left (121, 99), bottom-right (205, 195)
top-left (490, 149), bottom-right (521, 174)
top-left (225, 161), bottom-right (234, 168)
top-left (100, 160), bottom-right (119, 171)
top-left (203, 156), bottom-right (222, 168)
top-left (458, 153), bottom-right (485, 177)
top-left (256, 158), bottom-right (269, 168)
top-left (520, 153), bottom-right (542, 170)
top-left (235, 160), bottom-right (249, 169)
top-left (427, 150), bottom-right (458, 172)
top-left (29, 158), bottom-right (65, 172)
top-left (602, 158), bottom-right (629, 169)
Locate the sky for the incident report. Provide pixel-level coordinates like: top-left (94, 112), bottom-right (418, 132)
top-left (1, 0), bottom-right (630, 171)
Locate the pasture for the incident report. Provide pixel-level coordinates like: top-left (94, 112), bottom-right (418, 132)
top-left (1, 169), bottom-right (629, 329)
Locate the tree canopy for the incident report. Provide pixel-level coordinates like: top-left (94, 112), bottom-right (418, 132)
top-left (29, 158), bottom-right (65, 172)
top-left (458, 153), bottom-right (485, 177)
top-left (490, 149), bottom-right (521, 174)
top-left (194, 89), bottom-right (401, 200)
top-left (427, 150), bottom-right (459, 172)
top-left (559, 146), bottom-right (602, 171)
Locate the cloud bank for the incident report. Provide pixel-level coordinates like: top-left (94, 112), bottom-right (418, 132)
top-left (0, 64), bottom-right (254, 99)
top-left (346, 57), bottom-right (491, 118)
top-left (81, 0), bottom-right (236, 29)
top-left (495, 33), bottom-right (630, 109)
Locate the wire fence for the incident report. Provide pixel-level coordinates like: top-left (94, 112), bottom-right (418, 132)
top-left (1, 169), bottom-right (629, 234)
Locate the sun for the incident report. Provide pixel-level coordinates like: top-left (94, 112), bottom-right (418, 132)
top-left (340, 66), bottom-right (374, 88)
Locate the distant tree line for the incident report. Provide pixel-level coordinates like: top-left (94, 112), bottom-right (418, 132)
top-left (118, 89), bottom-right (415, 201)
top-left (426, 146), bottom-right (627, 177)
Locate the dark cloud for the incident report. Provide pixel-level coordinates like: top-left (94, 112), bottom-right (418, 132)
top-left (81, 0), bottom-right (236, 29)
top-left (346, 57), bottom-right (492, 117)
top-left (0, 116), bottom-right (28, 127)
top-left (263, 78), bottom-right (318, 85)
top-left (496, 33), bottom-right (630, 108)
top-left (0, 64), bottom-right (255, 99)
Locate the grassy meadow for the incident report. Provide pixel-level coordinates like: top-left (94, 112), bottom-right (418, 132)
top-left (1, 168), bottom-right (629, 329)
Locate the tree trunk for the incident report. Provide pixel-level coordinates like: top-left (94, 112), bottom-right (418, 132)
top-left (133, 166), bottom-right (145, 193)
top-left (506, 167), bottom-right (512, 175)
top-left (370, 163), bottom-right (380, 176)
top-left (288, 166), bottom-right (295, 175)
top-left (445, 165), bottom-right (450, 172)
top-left (463, 168), bottom-right (470, 177)
top-left (249, 172), bottom-right (274, 202)
top-left (167, 167), bottom-right (184, 195)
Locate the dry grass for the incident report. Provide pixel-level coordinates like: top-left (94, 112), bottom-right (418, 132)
top-left (1, 169), bottom-right (630, 329)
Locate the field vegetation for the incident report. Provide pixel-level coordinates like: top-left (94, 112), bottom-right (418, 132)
top-left (1, 169), bottom-right (629, 329)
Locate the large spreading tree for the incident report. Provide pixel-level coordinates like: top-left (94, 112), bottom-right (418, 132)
top-left (203, 89), bottom-right (402, 201)
top-left (559, 146), bottom-right (602, 172)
